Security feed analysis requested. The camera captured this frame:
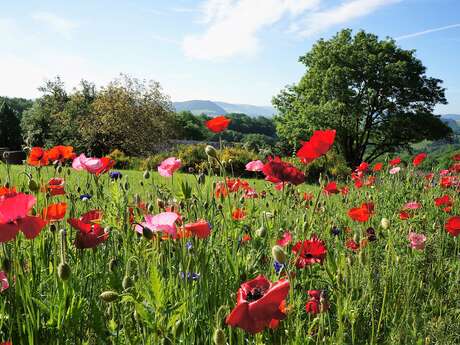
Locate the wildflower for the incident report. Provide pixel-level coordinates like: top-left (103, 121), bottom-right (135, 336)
top-left (323, 181), bottom-right (339, 195)
top-left (408, 232), bottom-right (426, 250)
top-left (389, 157), bottom-right (401, 166)
top-left (373, 162), bottom-right (383, 172)
top-left (276, 231), bottom-right (292, 247)
top-left (42, 202), bottom-right (67, 222)
top-left (179, 272), bottom-right (200, 281)
top-left (109, 171), bottom-right (123, 180)
top-left (158, 157), bottom-right (181, 177)
top-left (0, 271), bottom-right (9, 292)
top-left (356, 162), bottom-right (369, 172)
top-left (445, 216), bottom-right (460, 237)
top-left (245, 160), bottom-right (264, 172)
top-left (79, 194), bottom-right (92, 201)
top-left (348, 202), bottom-right (374, 222)
top-left (305, 290), bottom-right (329, 315)
top-left (205, 116), bottom-right (231, 133)
top-left (0, 193), bottom-right (46, 242)
top-left (226, 275), bottom-right (290, 334)
top-left (273, 261), bottom-right (285, 274)
top-left (72, 154), bottom-right (115, 175)
top-left (27, 147), bottom-right (49, 166)
top-left (434, 195), bottom-right (453, 212)
top-left (399, 211), bottom-right (412, 220)
top-left (331, 226), bottom-right (341, 236)
top-left (296, 129), bottom-right (336, 164)
top-left (262, 157), bottom-right (305, 185)
top-left (135, 212), bottom-right (180, 237)
top-left (68, 210), bottom-right (109, 249)
top-left (346, 239), bottom-right (360, 251)
top-left (389, 167), bottom-right (401, 174)
top-left (380, 218), bottom-right (390, 229)
top-left (46, 145), bottom-right (75, 163)
top-left (292, 235), bottom-right (327, 268)
top-left (184, 219), bottom-right (211, 238)
top-left (412, 153), bottom-right (427, 167)
top-left (46, 178), bottom-right (65, 196)
top-left (232, 208), bottom-right (246, 221)
top-left (403, 201), bottom-right (422, 210)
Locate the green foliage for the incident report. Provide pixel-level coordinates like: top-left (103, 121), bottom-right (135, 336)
top-left (218, 146), bottom-right (259, 176)
top-left (108, 149), bottom-right (143, 170)
top-left (274, 29), bottom-right (452, 167)
top-left (242, 133), bottom-right (275, 153)
top-left (0, 102), bottom-right (22, 149)
top-left (176, 144), bottom-right (209, 172)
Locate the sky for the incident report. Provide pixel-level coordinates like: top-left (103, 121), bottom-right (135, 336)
top-left (0, 0), bottom-right (459, 113)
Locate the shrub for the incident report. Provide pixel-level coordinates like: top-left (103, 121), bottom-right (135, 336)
top-left (108, 149), bottom-right (143, 170)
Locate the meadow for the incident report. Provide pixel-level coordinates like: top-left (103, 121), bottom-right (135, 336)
top-left (0, 139), bottom-right (460, 345)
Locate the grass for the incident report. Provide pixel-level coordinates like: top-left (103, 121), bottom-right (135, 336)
top-left (0, 160), bottom-right (459, 344)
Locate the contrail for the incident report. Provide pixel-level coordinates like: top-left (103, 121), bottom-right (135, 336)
top-left (396, 23), bottom-right (460, 40)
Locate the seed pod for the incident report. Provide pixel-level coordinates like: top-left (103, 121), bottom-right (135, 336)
top-left (157, 199), bottom-right (165, 210)
top-left (142, 226), bottom-right (154, 240)
top-left (67, 168), bottom-right (72, 176)
top-left (197, 173), bottom-right (205, 184)
top-left (56, 165), bottom-right (63, 174)
top-left (50, 224), bottom-right (57, 233)
top-left (28, 179), bottom-right (39, 192)
top-left (58, 262), bottom-right (71, 281)
top-left (255, 226), bottom-right (266, 237)
top-left (99, 291), bottom-right (119, 303)
top-left (205, 145), bottom-right (218, 159)
top-left (173, 319), bottom-right (184, 337)
top-left (143, 170), bottom-right (150, 179)
top-left (272, 245), bottom-right (287, 264)
top-left (147, 203), bottom-right (154, 213)
top-left (380, 218), bottom-right (390, 229)
top-left (123, 181), bottom-right (130, 190)
top-left (108, 258), bottom-right (118, 272)
top-left (213, 329), bottom-right (226, 345)
top-left (122, 275), bottom-right (132, 290)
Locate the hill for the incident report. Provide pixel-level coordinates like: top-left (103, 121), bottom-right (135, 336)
top-left (173, 100), bottom-right (276, 117)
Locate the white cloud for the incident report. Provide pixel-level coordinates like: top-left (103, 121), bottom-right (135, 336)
top-left (32, 12), bottom-right (78, 39)
top-left (183, 0), bottom-right (320, 60)
top-left (182, 0), bottom-right (400, 60)
top-left (396, 23), bottom-right (460, 40)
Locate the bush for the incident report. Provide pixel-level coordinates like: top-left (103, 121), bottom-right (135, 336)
top-left (108, 149), bottom-right (143, 170)
top-left (218, 146), bottom-right (259, 176)
top-left (141, 151), bottom-right (178, 171)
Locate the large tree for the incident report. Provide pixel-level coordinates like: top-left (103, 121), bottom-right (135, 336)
top-left (0, 101), bottom-right (22, 149)
top-left (273, 29), bottom-right (451, 167)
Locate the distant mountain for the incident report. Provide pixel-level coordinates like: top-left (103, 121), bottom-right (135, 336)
top-left (173, 100), bottom-right (276, 117)
top-left (441, 114), bottom-right (460, 121)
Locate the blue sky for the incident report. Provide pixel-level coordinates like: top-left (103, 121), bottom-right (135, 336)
top-left (0, 0), bottom-right (459, 113)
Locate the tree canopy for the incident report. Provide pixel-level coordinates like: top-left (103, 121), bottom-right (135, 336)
top-left (0, 101), bottom-right (22, 149)
top-left (273, 29), bottom-right (452, 167)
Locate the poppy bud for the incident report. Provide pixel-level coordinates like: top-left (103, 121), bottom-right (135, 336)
top-left (380, 218), bottom-right (390, 229)
top-left (67, 168), bottom-right (72, 176)
top-left (255, 226), bottom-right (266, 237)
top-left (147, 203), bottom-right (154, 213)
top-left (28, 179), bottom-right (39, 192)
top-left (213, 329), bottom-right (226, 345)
top-left (108, 258), bottom-right (118, 272)
top-left (197, 173), bottom-right (205, 184)
top-left (143, 170), bottom-right (150, 179)
top-left (2, 258), bottom-right (11, 273)
top-left (58, 262), bottom-right (71, 281)
top-left (56, 165), bottom-right (63, 174)
top-left (173, 320), bottom-right (184, 338)
top-left (50, 224), bottom-right (57, 233)
top-left (157, 199), bottom-right (165, 210)
top-left (272, 245), bottom-right (287, 264)
top-left (205, 145), bottom-right (218, 159)
top-left (122, 275), bottom-right (132, 289)
top-left (142, 226), bottom-right (154, 240)
top-left (123, 181), bottom-right (130, 190)
top-left (99, 291), bottom-right (119, 303)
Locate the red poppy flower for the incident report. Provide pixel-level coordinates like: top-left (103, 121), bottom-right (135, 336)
top-left (0, 186), bottom-right (16, 197)
top-left (413, 153), bottom-right (427, 167)
top-left (205, 116), bottom-right (231, 133)
top-left (399, 211), bottom-right (412, 220)
top-left (277, 231), bottom-right (292, 247)
top-left (95, 157), bottom-right (115, 176)
top-left (348, 202), bottom-right (374, 222)
top-left (232, 208), bottom-right (246, 221)
top-left (303, 192), bottom-right (314, 201)
top-left (0, 193), bottom-right (46, 242)
top-left (42, 202), bottom-right (67, 222)
top-left (425, 173), bottom-right (434, 181)
top-left (356, 162), bottom-right (369, 172)
top-left (296, 129), bottom-right (336, 164)
top-left (184, 219), bottom-right (211, 238)
top-left (226, 275), bottom-right (290, 334)
top-left (440, 176), bottom-right (459, 188)
top-left (305, 290), bottom-right (329, 315)
top-left (292, 235), bottom-right (327, 268)
top-left (0, 341), bottom-right (12, 345)
top-left (450, 163), bottom-right (460, 173)
top-left (323, 181), bottom-right (339, 195)
top-left (46, 145), bottom-right (75, 163)
top-left (345, 239), bottom-right (360, 251)
top-left (214, 182), bottom-right (229, 198)
top-left (445, 216), bottom-right (460, 237)
top-left (27, 147), bottom-right (49, 167)
top-left (68, 210), bottom-right (108, 248)
top-left (453, 153), bottom-right (460, 161)
top-left (340, 186), bottom-right (350, 195)
top-left (435, 195), bottom-right (453, 208)
top-left (262, 157), bottom-right (305, 185)
top-left (45, 178), bottom-right (65, 196)
top-left (373, 162), bottom-right (383, 172)
top-left (389, 157), bottom-right (401, 166)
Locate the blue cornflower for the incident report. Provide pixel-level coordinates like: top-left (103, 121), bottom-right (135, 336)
top-left (186, 241), bottom-right (193, 251)
top-left (331, 226), bottom-right (341, 236)
top-left (179, 272), bottom-right (200, 281)
top-left (109, 171), bottom-right (123, 180)
top-left (274, 261), bottom-right (285, 275)
top-left (80, 194), bottom-right (92, 201)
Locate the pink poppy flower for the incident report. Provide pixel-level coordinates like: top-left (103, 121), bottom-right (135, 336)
top-left (403, 202), bottom-right (421, 210)
top-left (72, 154), bottom-right (114, 175)
top-left (0, 271), bottom-right (9, 292)
top-left (277, 231), bottom-right (292, 247)
top-left (389, 167), bottom-right (401, 175)
top-left (135, 212), bottom-right (180, 236)
top-left (408, 232), bottom-right (426, 250)
top-left (158, 157), bottom-right (181, 177)
top-left (440, 169), bottom-right (449, 176)
top-left (245, 160), bottom-right (264, 172)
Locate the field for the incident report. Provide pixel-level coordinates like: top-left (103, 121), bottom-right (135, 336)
top-left (1, 151), bottom-right (460, 345)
